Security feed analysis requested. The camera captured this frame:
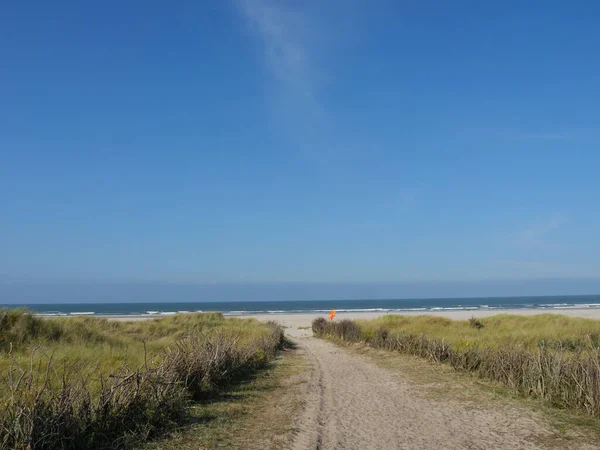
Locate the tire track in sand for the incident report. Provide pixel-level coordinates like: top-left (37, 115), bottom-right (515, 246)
top-left (288, 341), bottom-right (326, 450)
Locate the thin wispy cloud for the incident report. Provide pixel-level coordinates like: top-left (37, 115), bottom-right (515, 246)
top-left (236, 0), bottom-right (374, 177)
top-left (510, 215), bottom-right (567, 249)
top-left (237, 0), bottom-right (422, 210)
top-left (236, 0), bottom-right (324, 118)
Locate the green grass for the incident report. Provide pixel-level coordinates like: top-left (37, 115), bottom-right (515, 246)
top-left (356, 314), bottom-right (600, 349)
top-left (0, 309), bottom-right (285, 449)
top-left (0, 309), bottom-right (272, 389)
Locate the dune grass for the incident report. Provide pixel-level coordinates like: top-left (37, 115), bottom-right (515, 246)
top-left (355, 314), bottom-right (600, 350)
top-left (139, 343), bottom-right (308, 450)
top-left (0, 309), bottom-right (271, 387)
top-left (313, 314), bottom-right (600, 419)
top-left (0, 309), bottom-right (284, 449)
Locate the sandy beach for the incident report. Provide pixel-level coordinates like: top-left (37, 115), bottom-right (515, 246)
top-left (103, 308), bottom-right (600, 339)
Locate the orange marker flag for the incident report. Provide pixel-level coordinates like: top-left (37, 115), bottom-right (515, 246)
top-left (328, 309), bottom-right (336, 321)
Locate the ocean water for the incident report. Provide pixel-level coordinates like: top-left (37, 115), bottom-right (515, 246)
top-left (3, 295), bottom-right (600, 317)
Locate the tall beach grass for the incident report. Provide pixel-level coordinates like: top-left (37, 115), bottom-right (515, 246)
top-left (0, 309), bottom-right (284, 449)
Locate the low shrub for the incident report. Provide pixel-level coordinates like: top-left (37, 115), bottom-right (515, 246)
top-left (331, 320), bottom-right (361, 341)
top-left (312, 317), bottom-right (328, 336)
top-left (469, 317), bottom-right (484, 329)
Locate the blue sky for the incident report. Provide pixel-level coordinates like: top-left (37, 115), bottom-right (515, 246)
top-left (1, 1), bottom-right (600, 300)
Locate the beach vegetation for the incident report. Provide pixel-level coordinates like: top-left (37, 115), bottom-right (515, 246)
top-left (314, 314), bottom-right (600, 418)
top-left (0, 309), bottom-right (284, 449)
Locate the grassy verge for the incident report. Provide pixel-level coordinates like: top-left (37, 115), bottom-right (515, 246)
top-left (139, 341), bottom-right (308, 450)
top-left (0, 309), bottom-right (285, 449)
top-left (313, 314), bottom-right (600, 419)
top-left (353, 313), bottom-right (600, 349)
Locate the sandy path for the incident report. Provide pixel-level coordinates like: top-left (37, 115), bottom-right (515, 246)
top-left (287, 336), bottom-right (596, 450)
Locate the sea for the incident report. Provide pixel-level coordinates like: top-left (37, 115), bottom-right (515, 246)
top-left (3, 295), bottom-right (600, 317)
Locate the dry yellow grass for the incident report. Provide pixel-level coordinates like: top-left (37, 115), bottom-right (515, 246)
top-left (0, 309), bottom-right (274, 383)
top-left (139, 344), bottom-right (308, 450)
top-left (0, 309), bottom-right (285, 449)
top-left (357, 314), bottom-right (600, 349)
